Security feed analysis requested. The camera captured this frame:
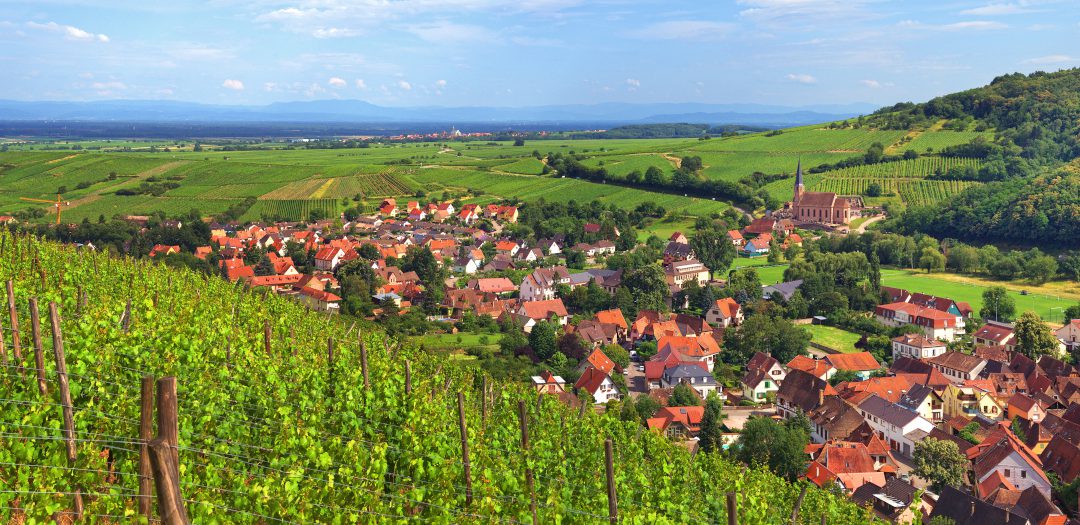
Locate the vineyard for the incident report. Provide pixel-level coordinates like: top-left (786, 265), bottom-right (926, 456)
top-left (0, 234), bottom-right (876, 524)
top-left (241, 198), bottom-right (339, 222)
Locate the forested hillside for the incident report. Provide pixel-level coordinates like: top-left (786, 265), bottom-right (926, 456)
top-left (875, 68), bottom-right (1080, 243)
top-left (0, 233), bottom-right (874, 523)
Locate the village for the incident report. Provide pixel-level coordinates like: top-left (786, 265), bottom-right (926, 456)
top-left (123, 173), bottom-right (1080, 524)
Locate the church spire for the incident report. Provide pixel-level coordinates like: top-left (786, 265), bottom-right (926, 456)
top-left (793, 158), bottom-right (804, 203)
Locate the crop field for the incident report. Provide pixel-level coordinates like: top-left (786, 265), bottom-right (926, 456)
top-left (0, 125), bottom-right (995, 222)
top-left (902, 130), bottom-right (994, 153)
top-left (241, 198), bottom-right (339, 222)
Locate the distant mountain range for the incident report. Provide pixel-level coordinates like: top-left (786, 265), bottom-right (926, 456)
top-left (0, 99), bottom-right (876, 127)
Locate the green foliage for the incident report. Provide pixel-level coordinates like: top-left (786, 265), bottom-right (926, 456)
top-left (723, 313), bottom-right (810, 366)
top-left (734, 416), bottom-right (810, 482)
top-left (1013, 311), bottom-right (1060, 359)
top-left (698, 395), bottom-right (725, 454)
top-left (912, 438), bottom-right (967, 492)
top-left (602, 344), bottom-right (630, 369)
top-left (528, 320), bottom-right (558, 361)
top-left (980, 286), bottom-right (1016, 322)
top-left (0, 233), bottom-right (874, 523)
top-left (690, 227), bottom-right (736, 279)
top-left (670, 383), bottom-right (700, 407)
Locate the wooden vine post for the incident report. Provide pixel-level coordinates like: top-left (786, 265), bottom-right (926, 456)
top-left (359, 338), bottom-right (369, 389)
top-left (404, 359), bottom-right (412, 395)
top-left (28, 298), bottom-right (47, 396)
top-left (263, 320), bottom-right (272, 355)
top-left (604, 439), bottom-right (617, 524)
top-left (139, 375), bottom-right (155, 520)
top-left (327, 337), bottom-right (335, 400)
top-left (790, 484), bottom-right (807, 525)
top-left (151, 376), bottom-right (190, 524)
top-left (727, 492), bottom-right (738, 525)
top-left (457, 392), bottom-right (473, 506)
top-left (48, 301), bottom-right (82, 519)
top-left (8, 280), bottom-right (23, 374)
top-left (518, 401), bottom-right (538, 525)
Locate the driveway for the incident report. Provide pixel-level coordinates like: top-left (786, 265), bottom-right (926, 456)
top-left (626, 362), bottom-right (649, 396)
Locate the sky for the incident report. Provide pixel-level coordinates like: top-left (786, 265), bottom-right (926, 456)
top-left (0, 0), bottom-right (1077, 108)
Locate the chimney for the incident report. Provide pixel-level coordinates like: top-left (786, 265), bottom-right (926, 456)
top-left (819, 389), bottom-right (825, 406)
top-left (970, 501), bottom-right (975, 516)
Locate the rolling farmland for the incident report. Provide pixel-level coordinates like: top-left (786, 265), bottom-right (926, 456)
top-left (0, 124), bottom-right (994, 222)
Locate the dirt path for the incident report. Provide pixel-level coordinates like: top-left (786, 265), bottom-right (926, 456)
top-left (661, 153), bottom-right (682, 169)
top-left (854, 215), bottom-right (884, 233)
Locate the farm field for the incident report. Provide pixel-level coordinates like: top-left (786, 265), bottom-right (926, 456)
top-left (803, 324), bottom-right (863, 353)
top-left (880, 268), bottom-right (1080, 323)
top-left (1, 125), bottom-right (994, 223)
top-left (732, 257), bottom-right (789, 284)
top-left (413, 332), bottom-right (499, 352)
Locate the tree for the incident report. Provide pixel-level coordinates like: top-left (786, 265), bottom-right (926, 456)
top-left (689, 228), bottom-right (736, 279)
top-left (912, 438), bottom-right (967, 491)
top-left (864, 182), bottom-right (883, 197)
top-left (528, 320), bottom-right (558, 361)
top-left (1064, 303), bottom-right (1080, 322)
top-left (634, 396), bottom-right (660, 423)
top-left (622, 265), bottom-right (669, 313)
top-left (980, 286), bottom-right (1015, 322)
top-left (919, 247), bottom-right (946, 273)
top-left (1025, 253), bottom-right (1059, 284)
top-left (603, 344), bottom-right (630, 369)
top-left (670, 383), bottom-right (700, 407)
top-left (734, 416), bottom-right (809, 482)
top-left (946, 244), bottom-right (981, 273)
top-left (723, 314), bottom-right (809, 365)
top-left (725, 268), bottom-right (762, 304)
top-left (1013, 311), bottom-right (1060, 358)
top-left (635, 340), bottom-right (658, 360)
top-left (500, 325), bottom-right (529, 355)
top-left (698, 394), bottom-right (725, 453)
top-left (513, 138), bottom-right (525, 147)
top-left (828, 369), bottom-right (860, 386)
top-left (254, 255), bottom-right (275, 276)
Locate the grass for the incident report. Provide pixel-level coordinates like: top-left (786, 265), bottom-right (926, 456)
top-left (413, 332), bottom-right (498, 351)
top-left (637, 217), bottom-right (696, 242)
top-left (802, 324), bottom-right (863, 353)
top-left (732, 257), bottom-right (789, 285)
top-left (880, 268), bottom-right (1080, 323)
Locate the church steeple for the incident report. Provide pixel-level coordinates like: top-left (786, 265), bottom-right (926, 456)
top-left (793, 158), bottom-right (804, 203)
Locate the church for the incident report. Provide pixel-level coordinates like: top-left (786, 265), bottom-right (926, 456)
top-left (786, 161), bottom-right (861, 226)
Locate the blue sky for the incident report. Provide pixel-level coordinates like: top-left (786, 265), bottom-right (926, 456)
top-left (0, 0), bottom-right (1077, 107)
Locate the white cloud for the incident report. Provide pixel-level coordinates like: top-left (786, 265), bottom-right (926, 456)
top-left (898, 20), bottom-right (1008, 31)
top-left (1022, 54), bottom-right (1075, 64)
top-left (355, 79), bottom-right (367, 89)
top-left (861, 79), bottom-right (881, 88)
top-left (312, 27), bottom-right (360, 38)
top-left (626, 78), bottom-right (641, 87)
top-left (328, 76), bottom-right (346, 87)
top-left (222, 79), bottom-right (244, 90)
top-left (630, 20), bottom-right (734, 41)
top-left (397, 80), bottom-right (412, 91)
top-left (91, 81), bottom-right (126, 90)
top-left (960, 3), bottom-right (1038, 16)
top-left (26, 21), bottom-right (109, 43)
top-left (786, 73), bottom-right (817, 84)
top-left (435, 79), bottom-right (447, 88)
top-left (406, 22), bottom-right (495, 43)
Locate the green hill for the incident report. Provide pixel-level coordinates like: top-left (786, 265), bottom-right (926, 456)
top-left (0, 233), bottom-right (874, 523)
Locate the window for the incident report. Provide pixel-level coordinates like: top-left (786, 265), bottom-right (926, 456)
top-left (1004, 469), bottom-right (1011, 477)
top-left (765, 381), bottom-right (771, 388)
top-left (1021, 470), bottom-right (1027, 479)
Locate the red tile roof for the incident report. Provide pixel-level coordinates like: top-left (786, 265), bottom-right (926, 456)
top-left (824, 352), bottom-right (880, 372)
top-left (584, 348), bottom-right (616, 375)
top-left (519, 299), bottom-right (568, 320)
top-left (711, 298), bottom-right (741, 320)
top-left (594, 309), bottom-right (628, 330)
top-left (787, 355), bottom-right (833, 378)
top-left (574, 367), bottom-right (610, 395)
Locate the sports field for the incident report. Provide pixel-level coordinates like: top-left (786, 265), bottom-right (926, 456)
top-left (880, 269), bottom-right (1079, 323)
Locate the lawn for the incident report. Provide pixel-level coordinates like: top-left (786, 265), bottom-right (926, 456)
top-left (880, 268), bottom-right (1080, 323)
top-left (637, 217), bottom-right (697, 242)
top-left (412, 332), bottom-right (499, 351)
top-left (732, 257), bottom-right (789, 285)
top-left (802, 324), bottom-right (863, 353)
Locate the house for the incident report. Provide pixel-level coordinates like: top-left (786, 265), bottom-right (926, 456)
top-left (654, 335), bottom-right (721, 372)
top-left (575, 367), bottom-right (620, 404)
top-left (943, 381), bottom-right (1005, 421)
top-left (839, 376), bottom-right (916, 404)
top-left (452, 256), bottom-right (481, 275)
top-left (742, 238), bottom-right (770, 257)
top-left (662, 240), bottom-right (695, 263)
top-left (663, 259), bottom-right (710, 289)
top-left (245, 274), bottom-right (306, 292)
top-left (1007, 393), bottom-right (1046, 423)
top-left (807, 396), bottom-right (871, 443)
top-left (776, 369), bottom-right (837, 419)
top-left (660, 363), bottom-right (717, 398)
top-left (855, 394), bottom-right (935, 457)
top-left (313, 246), bottom-right (349, 271)
top-left (646, 406), bottom-right (704, 439)
top-left (704, 297), bottom-right (743, 328)
top-left (929, 351), bottom-right (988, 382)
top-left (742, 352), bottom-right (785, 402)
top-left (535, 238), bottom-right (562, 255)
top-left (891, 333), bottom-right (947, 361)
top-left (929, 485), bottom-right (1029, 525)
top-left (531, 370), bottom-right (566, 394)
top-left (573, 320), bottom-right (620, 347)
top-left (874, 302), bottom-right (960, 342)
top-left (787, 355), bottom-right (835, 381)
top-left (295, 286), bottom-right (342, 314)
top-left (519, 266), bottom-right (571, 302)
top-left (193, 246), bottom-right (213, 260)
top-left (1040, 434), bottom-right (1080, 484)
top-left (743, 217), bottom-right (777, 236)
top-left (468, 277), bottom-right (517, 295)
top-left (726, 230), bottom-right (744, 247)
top-left (822, 352), bottom-right (881, 379)
top-left (804, 441), bottom-right (889, 494)
top-left (973, 322), bottom-right (1016, 350)
top-left (1055, 319), bottom-right (1080, 353)
top-left (763, 280), bottom-right (803, 301)
top-left (968, 423), bottom-right (1051, 497)
top-left (897, 383), bottom-right (944, 423)
top-left (149, 244), bottom-right (181, 258)
top-left (497, 206), bottom-right (519, 223)
top-left (515, 299), bottom-right (570, 332)
top-left (850, 478), bottom-right (924, 524)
